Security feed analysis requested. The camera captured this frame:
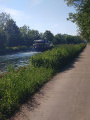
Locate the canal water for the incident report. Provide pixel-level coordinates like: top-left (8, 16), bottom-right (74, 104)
top-left (0, 51), bottom-right (38, 73)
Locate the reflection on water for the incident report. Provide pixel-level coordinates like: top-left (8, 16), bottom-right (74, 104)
top-left (0, 51), bottom-right (38, 73)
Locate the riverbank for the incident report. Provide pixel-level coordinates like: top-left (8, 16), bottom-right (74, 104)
top-left (0, 46), bottom-right (31, 56)
top-left (0, 44), bottom-right (86, 120)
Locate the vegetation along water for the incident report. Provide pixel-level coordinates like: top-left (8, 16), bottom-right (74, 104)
top-left (0, 44), bottom-right (86, 120)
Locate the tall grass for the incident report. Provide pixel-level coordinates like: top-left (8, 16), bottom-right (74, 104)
top-left (0, 44), bottom-right (86, 120)
top-left (31, 44), bottom-right (86, 71)
top-left (0, 65), bottom-right (54, 120)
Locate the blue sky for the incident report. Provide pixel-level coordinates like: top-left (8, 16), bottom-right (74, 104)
top-left (0, 0), bottom-right (77, 35)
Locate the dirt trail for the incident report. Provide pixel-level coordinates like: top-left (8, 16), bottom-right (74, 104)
top-left (11, 45), bottom-right (90, 120)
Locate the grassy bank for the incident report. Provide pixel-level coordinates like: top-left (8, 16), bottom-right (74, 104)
top-left (0, 44), bottom-right (86, 120)
top-left (31, 44), bottom-right (86, 72)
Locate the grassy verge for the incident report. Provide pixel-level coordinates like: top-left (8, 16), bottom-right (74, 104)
top-left (31, 44), bottom-right (86, 72)
top-left (0, 66), bottom-right (54, 120)
top-left (0, 44), bottom-right (86, 120)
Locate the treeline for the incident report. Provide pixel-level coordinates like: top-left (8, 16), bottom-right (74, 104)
top-left (0, 12), bottom-right (85, 53)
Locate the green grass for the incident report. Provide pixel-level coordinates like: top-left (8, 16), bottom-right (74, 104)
top-left (31, 44), bottom-right (86, 71)
top-left (0, 65), bottom-right (54, 120)
top-left (0, 44), bottom-right (86, 120)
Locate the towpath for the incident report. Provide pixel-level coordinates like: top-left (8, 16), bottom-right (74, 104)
top-left (11, 45), bottom-right (90, 120)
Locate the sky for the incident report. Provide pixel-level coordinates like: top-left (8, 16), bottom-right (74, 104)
top-left (0, 0), bottom-right (77, 35)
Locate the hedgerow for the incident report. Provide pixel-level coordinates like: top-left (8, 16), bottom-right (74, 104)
top-left (31, 44), bottom-right (86, 71)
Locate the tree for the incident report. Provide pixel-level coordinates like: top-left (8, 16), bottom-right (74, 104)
top-left (28, 30), bottom-right (40, 40)
top-left (20, 25), bottom-right (30, 46)
top-left (52, 33), bottom-right (83, 45)
top-left (64, 0), bottom-right (90, 41)
top-left (20, 25), bottom-right (29, 36)
top-left (53, 34), bottom-right (67, 45)
top-left (0, 29), bottom-right (8, 49)
top-left (39, 32), bottom-right (44, 39)
top-left (27, 30), bottom-right (40, 46)
top-left (0, 12), bottom-right (11, 30)
top-left (5, 19), bottom-right (21, 47)
top-left (64, 0), bottom-right (86, 7)
top-left (43, 30), bottom-right (54, 42)
top-left (53, 34), bottom-right (63, 45)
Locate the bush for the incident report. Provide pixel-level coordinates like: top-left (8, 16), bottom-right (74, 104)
top-left (31, 44), bottom-right (86, 71)
top-left (0, 65), bottom-right (54, 120)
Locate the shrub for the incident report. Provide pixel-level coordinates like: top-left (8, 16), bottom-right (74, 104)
top-left (31, 44), bottom-right (86, 71)
top-left (0, 65), bottom-right (54, 120)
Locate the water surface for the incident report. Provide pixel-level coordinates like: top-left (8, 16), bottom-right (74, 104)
top-left (0, 51), bottom-right (37, 73)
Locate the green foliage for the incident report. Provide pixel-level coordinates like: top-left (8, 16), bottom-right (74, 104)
top-left (64, 0), bottom-right (86, 7)
top-left (19, 25), bottom-right (30, 46)
top-left (27, 30), bottom-right (40, 46)
top-left (0, 29), bottom-right (7, 50)
top-left (20, 26), bottom-right (41, 47)
top-left (0, 12), bottom-right (11, 29)
top-left (31, 44), bottom-right (86, 71)
top-left (65, 0), bottom-right (90, 41)
top-left (43, 30), bottom-right (54, 42)
top-left (5, 19), bottom-right (21, 47)
top-left (53, 34), bottom-right (84, 45)
top-left (0, 65), bottom-right (54, 120)
top-left (53, 34), bottom-right (66, 45)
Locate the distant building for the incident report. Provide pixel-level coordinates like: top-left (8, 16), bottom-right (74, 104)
top-left (33, 39), bottom-right (51, 51)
